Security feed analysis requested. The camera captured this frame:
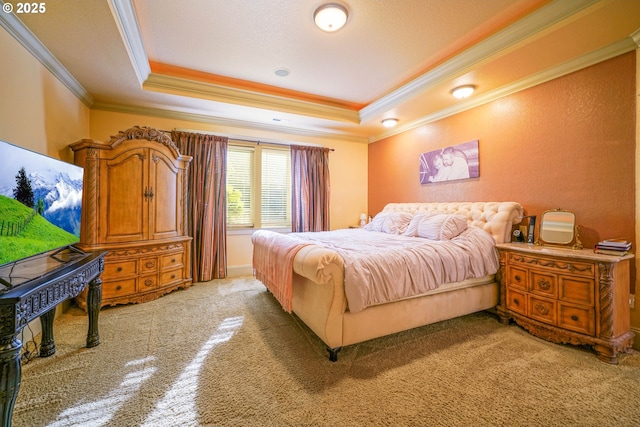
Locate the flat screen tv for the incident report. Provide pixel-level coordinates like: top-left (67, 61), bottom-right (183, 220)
top-left (0, 140), bottom-right (83, 268)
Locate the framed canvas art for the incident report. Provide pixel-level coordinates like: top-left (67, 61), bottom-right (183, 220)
top-left (419, 139), bottom-right (479, 184)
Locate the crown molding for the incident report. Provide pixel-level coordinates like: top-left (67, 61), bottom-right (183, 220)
top-left (360, 0), bottom-right (600, 123)
top-left (96, 32), bottom-right (635, 146)
top-left (631, 28), bottom-right (640, 47)
top-left (143, 73), bottom-right (361, 124)
top-left (0, 1), bottom-right (94, 107)
top-left (91, 101), bottom-right (368, 144)
top-left (107, 0), bottom-right (151, 85)
top-left (369, 36), bottom-right (637, 143)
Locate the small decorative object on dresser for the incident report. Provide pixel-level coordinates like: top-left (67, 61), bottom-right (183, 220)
top-left (594, 239), bottom-right (632, 256)
top-left (496, 243), bottom-right (634, 364)
top-left (70, 126), bottom-right (193, 308)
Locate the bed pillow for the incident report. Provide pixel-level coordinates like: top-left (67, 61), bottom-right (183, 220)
top-left (403, 212), bottom-right (437, 237)
top-left (363, 211), bottom-right (413, 234)
top-left (362, 212), bottom-right (388, 232)
top-left (410, 213), bottom-right (468, 240)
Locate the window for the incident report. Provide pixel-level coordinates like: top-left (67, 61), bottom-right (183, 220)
top-left (226, 142), bottom-right (291, 228)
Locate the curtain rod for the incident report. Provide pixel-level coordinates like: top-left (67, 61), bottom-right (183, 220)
top-left (160, 128), bottom-right (334, 151)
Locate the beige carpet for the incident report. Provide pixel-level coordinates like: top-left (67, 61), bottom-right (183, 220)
top-left (13, 276), bottom-right (640, 427)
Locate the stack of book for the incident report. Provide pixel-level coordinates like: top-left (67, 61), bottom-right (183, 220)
top-left (594, 239), bottom-right (632, 256)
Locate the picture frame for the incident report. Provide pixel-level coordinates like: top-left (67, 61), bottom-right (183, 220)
top-left (419, 139), bottom-right (479, 184)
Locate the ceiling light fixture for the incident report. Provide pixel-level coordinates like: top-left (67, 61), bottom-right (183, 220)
top-left (314, 3), bottom-right (348, 32)
top-left (451, 85), bottom-right (476, 99)
top-left (382, 118), bottom-right (398, 128)
top-left (274, 67), bottom-right (290, 77)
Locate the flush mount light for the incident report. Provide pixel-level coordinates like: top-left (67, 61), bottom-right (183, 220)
top-left (314, 3), bottom-right (348, 32)
top-left (451, 85), bottom-right (476, 99)
top-left (382, 118), bottom-right (398, 128)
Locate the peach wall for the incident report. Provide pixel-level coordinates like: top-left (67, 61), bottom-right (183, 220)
top-left (369, 53), bottom-right (635, 255)
top-left (0, 26), bottom-right (91, 337)
top-left (89, 110), bottom-right (368, 274)
top-left (0, 28), bottom-right (90, 162)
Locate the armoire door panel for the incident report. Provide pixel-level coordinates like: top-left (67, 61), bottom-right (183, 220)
top-left (149, 150), bottom-right (180, 239)
top-left (100, 149), bottom-right (148, 243)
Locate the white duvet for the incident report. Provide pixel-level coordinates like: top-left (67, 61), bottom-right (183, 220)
top-left (289, 227), bottom-right (499, 313)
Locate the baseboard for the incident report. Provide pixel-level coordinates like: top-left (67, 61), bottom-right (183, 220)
top-left (227, 265), bottom-right (253, 277)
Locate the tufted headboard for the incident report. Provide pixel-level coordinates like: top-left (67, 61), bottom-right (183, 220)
top-left (381, 201), bottom-right (524, 244)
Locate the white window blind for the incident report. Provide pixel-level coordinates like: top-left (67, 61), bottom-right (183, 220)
top-left (226, 143), bottom-right (291, 229)
top-left (261, 148), bottom-right (291, 226)
top-left (227, 146), bottom-right (254, 227)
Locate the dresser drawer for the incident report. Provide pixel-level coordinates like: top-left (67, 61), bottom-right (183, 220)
top-left (103, 279), bottom-right (136, 299)
top-left (102, 260), bottom-right (137, 280)
top-left (559, 276), bottom-right (594, 306)
top-left (507, 266), bottom-right (527, 290)
top-left (161, 252), bottom-right (184, 270)
top-left (558, 303), bottom-right (595, 335)
top-left (161, 268), bottom-right (183, 285)
top-left (139, 274), bottom-right (158, 290)
top-left (529, 270), bottom-right (557, 298)
top-left (528, 296), bottom-right (556, 325)
top-left (140, 256), bottom-right (159, 273)
top-left (506, 288), bottom-right (527, 316)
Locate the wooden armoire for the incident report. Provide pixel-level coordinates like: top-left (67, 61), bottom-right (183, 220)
top-left (70, 126), bottom-right (193, 308)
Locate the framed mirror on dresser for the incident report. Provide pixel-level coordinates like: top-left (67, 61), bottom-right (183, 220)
top-left (535, 208), bottom-right (583, 249)
top-left (495, 242), bottom-right (634, 364)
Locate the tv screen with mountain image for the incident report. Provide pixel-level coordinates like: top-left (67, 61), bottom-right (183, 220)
top-left (0, 140), bottom-right (83, 267)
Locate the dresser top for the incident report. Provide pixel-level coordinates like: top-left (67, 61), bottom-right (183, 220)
top-left (496, 242), bottom-right (634, 263)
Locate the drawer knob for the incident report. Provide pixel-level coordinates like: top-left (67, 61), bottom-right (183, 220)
top-left (145, 279), bottom-right (153, 287)
top-left (514, 275), bottom-right (521, 282)
top-left (513, 298), bottom-right (520, 306)
top-left (571, 315), bottom-right (579, 322)
top-left (116, 285), bottom-right (122, 291)
top-left (146, 261), bottom-right (155, 268)
top-left (171, 258), bottom-right (176, 263)
top-left (535, 303), bottom-right (549, 315)
top-left (117, 267), bottom-right (123, 272)
top-left (538, 279), bottom-right (551, 290)
top-left (171, 274), bottom-right (176, 279)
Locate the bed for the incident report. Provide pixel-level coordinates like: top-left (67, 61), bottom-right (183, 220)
top-left (252, 201), bottom-right (523, 361)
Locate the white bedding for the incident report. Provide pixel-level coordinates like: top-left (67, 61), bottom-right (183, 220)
top-left (287, 226), bottom-right (499, 313)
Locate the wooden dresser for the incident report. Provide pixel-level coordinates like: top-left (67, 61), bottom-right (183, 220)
top-left (70, 126), bottom-right (193, 308)
top-left (496, 243), bottom-right (634, 364)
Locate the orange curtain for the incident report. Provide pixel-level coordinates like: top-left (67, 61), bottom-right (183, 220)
top-left (291, 145), bottom-right (331, 232)
top-left (172, 131), bottom-right (228, 281)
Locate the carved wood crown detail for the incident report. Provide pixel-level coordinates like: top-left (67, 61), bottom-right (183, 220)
top-left (109, 243), bottom-right (184, 257)
top-left (511, 254), bottom-right (593, 274)
top-left (109, 126), bottom-right (179, 153)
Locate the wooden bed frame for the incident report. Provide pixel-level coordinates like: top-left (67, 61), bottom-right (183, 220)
top-left (261, 202), bottom-right (523, 361)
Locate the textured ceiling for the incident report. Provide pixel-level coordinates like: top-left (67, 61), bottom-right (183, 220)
top-left (8, 0), bottom-right (640, 143)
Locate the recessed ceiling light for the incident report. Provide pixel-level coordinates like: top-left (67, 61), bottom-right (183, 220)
top-left (274, 67), bottom-right (290, 77)
top-left (314, 3), bottom-right (348, 32)
top-left (451, 85), bottom-right (476, 99)
top-left (382, 118), bottom-right (398, 128)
